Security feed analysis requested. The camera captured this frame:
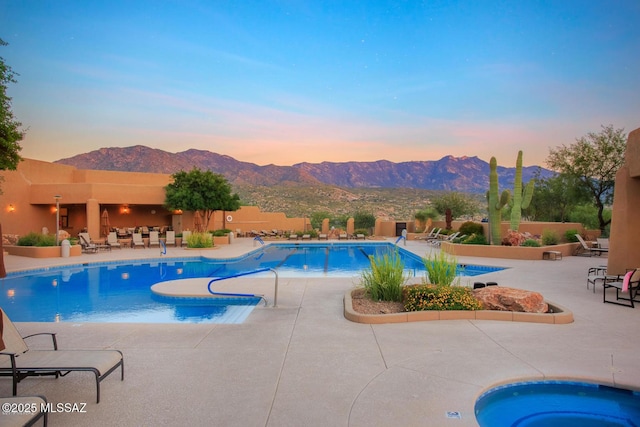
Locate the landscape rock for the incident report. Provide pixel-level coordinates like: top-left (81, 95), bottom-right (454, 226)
top-left (473, 286), bottom-right (548, 313)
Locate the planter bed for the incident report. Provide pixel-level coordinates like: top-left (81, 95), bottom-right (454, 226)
top-left (343, 289), bottom-right (573, 325)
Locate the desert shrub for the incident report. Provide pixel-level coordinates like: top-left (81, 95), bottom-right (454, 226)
top-left (502, 230), bottom-right (527, 246)
top-left (17, 232), bottom-right (56, 247)
top-left (403, 285), bottom-right (483, 311)
top-left (458, 221), bottom-right (484, 236)
top-left (460, 234), bottom-right (488, 245)
top-left (360, 250), bottom-right (411, 302)
top-left (522, 239), bottom-right (541, 247)
top-left (211, 229), bottom-right (230, 237)
top-left (353, 228), bottom-right (369, 237)
top-left (564, 229), bottom-right (579, 243)
top-left (422, 251), bottom-right (459, 287)
top-left (541, 229), bottom-right (559, 246)
top-left (187, 232), bottom-right (213, 248)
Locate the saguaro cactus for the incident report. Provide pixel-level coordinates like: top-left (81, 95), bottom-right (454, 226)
top-left (509, 151), bottom-right (535, 231)
top-left (486, 157), bottom-right (510, 245)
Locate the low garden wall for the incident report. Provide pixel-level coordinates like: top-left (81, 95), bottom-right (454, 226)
top-left (440, 241), bottom-right (580, 260)
top-left (5, 244), bottom-right (82, 258)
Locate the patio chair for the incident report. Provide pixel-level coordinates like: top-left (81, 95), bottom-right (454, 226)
top-left (0, 395), bottom-right (48, 426)
top-left (415, 227), bottom-right (441, 241)
top-left (165, 230), bottom-right (176, 247)
top-left (107, 231), bottom-right (121, 249)
top-left (574, 234), bottom-right (608, 257)
top-left (302, 234), bottom-right (311, 240)
top-left (132, 232), bottom-right (145, 249)
top-left (78, 233), bottom-right (98, 254)
top-left (148, 231), bottom-right (160, 248)
top-left (430, 231), bottom-right (460, 247)
top-left (181, 230), bottom-right (191, 247)
top-left (0, 308), bottom-right (124, 403)
top-left (603, 268), bottom-right (640, 307)
top-left (587, 266), bottom-right (616, 293)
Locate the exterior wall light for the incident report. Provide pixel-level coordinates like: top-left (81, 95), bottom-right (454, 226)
top-left (8, 204), bottom-right (15, 213)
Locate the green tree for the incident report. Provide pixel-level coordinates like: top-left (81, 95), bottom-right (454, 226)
top-left (527, 171), bottom-right (591, 222)
top-left (546, 125), bottom-right (627, 233)
top-left (310, 211), bottom-right (331, 230)
top-left (431, 192), bottom-right (479, 220)
top-left (164, 168), bottom-right (240, 232)
top-left (0, 39), bottom-right (25, 278)
top-left (353, 211), bottom-right (376, 230)
top-left (414, 207), bottom-right (438, 231)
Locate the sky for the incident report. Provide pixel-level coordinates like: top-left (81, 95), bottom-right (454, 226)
top-left (1, 1), bottom-right (639, 167)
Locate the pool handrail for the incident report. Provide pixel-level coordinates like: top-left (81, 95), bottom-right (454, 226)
top-left (207, 267), bottom-right (278, 307)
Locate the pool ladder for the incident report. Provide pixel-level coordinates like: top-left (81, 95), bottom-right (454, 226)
top-left (207, 267), bottom-right (279, 307)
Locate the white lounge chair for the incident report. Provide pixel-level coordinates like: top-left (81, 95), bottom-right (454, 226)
top-left (148, 231), bottom-right (160, 248)
top-left (132, 232), bottom-right (145, 249)
top-left (165, 230), bottom-right (176, 246)
top-left (181, 230), bottom-right (191, 247)
top-left (78, 233), bottom-right (98, 253)
top-left (0, 308), bottom-right (124, 403)
top-left (107, 231), bottom-right (121, 249)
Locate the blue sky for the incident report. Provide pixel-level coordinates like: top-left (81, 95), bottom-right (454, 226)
top-left (1, 0), bottom-right (639, 167)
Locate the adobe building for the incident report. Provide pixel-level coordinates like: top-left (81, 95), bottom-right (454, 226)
top-left (608, 127), bottom-right (640, 274)
top-left (0, 159), bottom-right (310, 241)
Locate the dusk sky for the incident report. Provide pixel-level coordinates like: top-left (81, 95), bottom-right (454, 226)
top-left (2, 1), bottom-right (639, 167)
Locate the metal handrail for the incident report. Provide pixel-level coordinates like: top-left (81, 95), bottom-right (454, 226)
top-left (207, 268), bottom-right (279, 307)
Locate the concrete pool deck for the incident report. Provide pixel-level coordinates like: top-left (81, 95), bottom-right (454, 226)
top-left (1, 239), bottom-right (639, 426)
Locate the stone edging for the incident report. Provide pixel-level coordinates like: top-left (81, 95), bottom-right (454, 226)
top-left (343, 290), bottom-right (574, 324)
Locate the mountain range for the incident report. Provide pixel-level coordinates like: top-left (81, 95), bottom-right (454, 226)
top-left (54, 145), bottom-right (552, 194)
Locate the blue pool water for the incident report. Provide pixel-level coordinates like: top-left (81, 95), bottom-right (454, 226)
top-left (1, 242), bottom-right (504, 323)
top-left (475, 381), bottom-right (640, 426)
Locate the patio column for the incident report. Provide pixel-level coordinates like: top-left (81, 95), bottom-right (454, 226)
top-left (86, 198), bottom-right (101, 239)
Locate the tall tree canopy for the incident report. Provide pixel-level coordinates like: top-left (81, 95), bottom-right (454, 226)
top-left (0, 39), bottom-right (23, 171)
top-left (546, 124), bottom-right (627, 233)
top-left (164, 168), bottom-right (240, 232)
top-left (0, 39), bottom-right (24, 278)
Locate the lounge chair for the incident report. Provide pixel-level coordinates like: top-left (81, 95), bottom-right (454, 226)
top-left (0, 308), bottom-right (124, 403)
top-left (575, 234), bottom-right (608, 257)
top-left (302, 234), bottom-right (311, 240)
top-left (356, 234), bottom-right (365, 240)
top-left (415, 227), bottom-right (441, 241)
top-left (132, 232), bottom-right (145, 249)
top-left (288, 234), bottom-right (298, 240)
top-left (0, 395), bottom-right (48, 426)
top-left (165, 230), bottom-right (176, 247)
top-left (148, 231), bottom-right (160, 248)
top-left (423, 228), bottom-right (442, 243)
top-left (181, 230), bottom-right (191, 247)
top-left (587, 266), bottom-right (615, 293)
top-left (339, 233), bottom-right (348, 240)
top-left (318, 233), bottom-right (328, 240)
top-left (603, 268), bottom-right (640, 307)
top-left (78, 233), bottom-right (98, 253)
top-left (431, 232), bottom-right (460, 247)
top-left (107, 231), bottom-right (121, 249)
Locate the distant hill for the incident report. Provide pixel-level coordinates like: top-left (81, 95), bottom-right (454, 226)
top-left (54, 145), bottom-right (552, 194)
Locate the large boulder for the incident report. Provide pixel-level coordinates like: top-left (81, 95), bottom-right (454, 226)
top-left (473, 286), bottom-right (548, 313)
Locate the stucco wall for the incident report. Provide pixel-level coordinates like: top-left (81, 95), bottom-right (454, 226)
top-left (608, 127), bottom-right (640, 274)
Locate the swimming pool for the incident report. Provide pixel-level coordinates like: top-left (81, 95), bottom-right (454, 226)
top-left (475, 380), bottom-right (640, 426)
top-left (1, 242), bottom-right (504, 323)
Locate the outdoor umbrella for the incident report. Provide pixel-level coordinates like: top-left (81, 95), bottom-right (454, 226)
top-left (101, 209), bottom-right (110, 237)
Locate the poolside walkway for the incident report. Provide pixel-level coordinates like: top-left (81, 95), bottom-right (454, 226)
top-left (2, 239), bottom-right (639, 426)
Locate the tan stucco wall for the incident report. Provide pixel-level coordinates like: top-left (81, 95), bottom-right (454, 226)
top-left (608, 127), bottom-right (640, 274)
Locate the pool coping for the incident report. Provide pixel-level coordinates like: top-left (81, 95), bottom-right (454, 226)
top-left (343, 289), bottom-right (574, 324)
